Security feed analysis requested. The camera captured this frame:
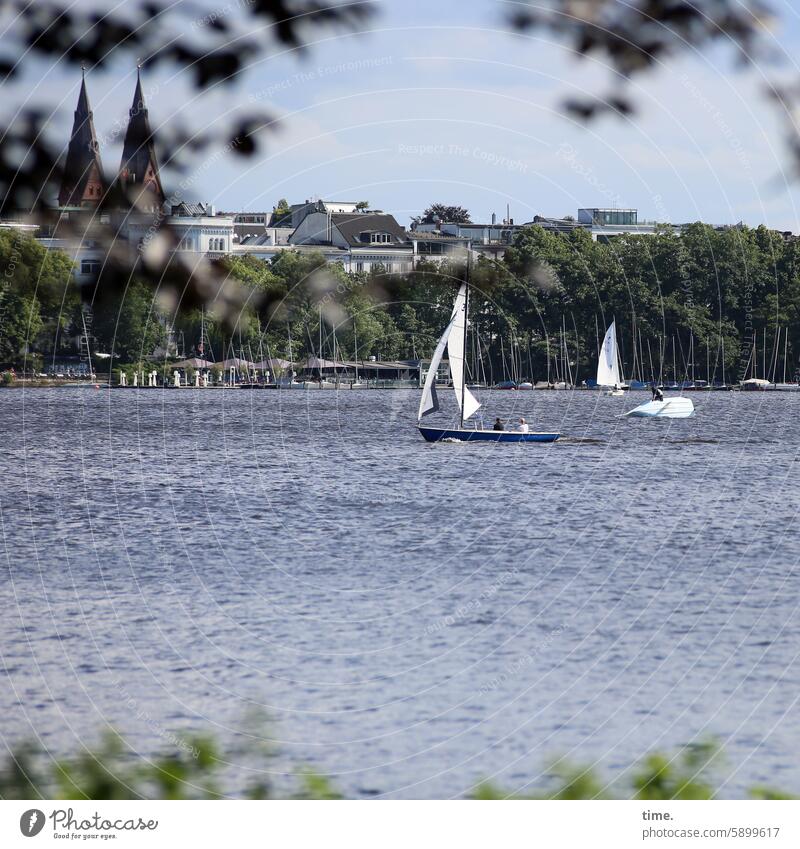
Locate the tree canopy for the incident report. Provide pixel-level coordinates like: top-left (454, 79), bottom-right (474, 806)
top-left (417, 204), bottom-right (472, 225)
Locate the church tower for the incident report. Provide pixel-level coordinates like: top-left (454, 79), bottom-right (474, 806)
top-left (58, 69), bottom-right (105, 208)
top-left (118, 67), bottom-right (164, 211)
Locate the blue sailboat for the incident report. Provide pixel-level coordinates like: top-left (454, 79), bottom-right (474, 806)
top-left (416, 266), bottom-right (560, 444)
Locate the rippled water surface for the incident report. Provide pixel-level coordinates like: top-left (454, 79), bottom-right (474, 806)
top-left (1, 387), bottom-right (799, 798)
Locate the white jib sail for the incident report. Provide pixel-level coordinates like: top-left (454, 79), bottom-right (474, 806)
top-left (447, 284), bottom-right (482, 420)
top-left (418, 313), bottom-right (457, 420)
top-left (597, 321), bottom-right (621, 387)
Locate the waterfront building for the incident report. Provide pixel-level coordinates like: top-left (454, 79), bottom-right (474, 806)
top-left (222, 211), bottom-right (294, 246)
top-left (288, 199), bottom-right (363, 229)
top-left (410, 214), bottom-right (587, 259)
top-left (163, 202), bottom-right (234, 256)
top-left (577, 207), bottom-right (677, 241)
top-left (287, 209), bottom-right (414, 273)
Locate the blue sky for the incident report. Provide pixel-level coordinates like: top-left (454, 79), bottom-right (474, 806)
top-left (14, 0), bottom-right (800, 229)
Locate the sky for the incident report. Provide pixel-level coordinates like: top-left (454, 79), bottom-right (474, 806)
top-left (10, 0), bottom-right (800, 230)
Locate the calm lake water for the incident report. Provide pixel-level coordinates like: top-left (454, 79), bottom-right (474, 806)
top-left (1, 387), bottom-right (799, 798)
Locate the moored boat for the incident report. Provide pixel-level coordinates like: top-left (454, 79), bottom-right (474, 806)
top-left (596, 321), bottom-right (626, 396)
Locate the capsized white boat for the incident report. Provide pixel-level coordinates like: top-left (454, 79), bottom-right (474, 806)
top-left (597, 321), bottom-right (625, 395)
top-left (624, 397), bottom-right (695, 418)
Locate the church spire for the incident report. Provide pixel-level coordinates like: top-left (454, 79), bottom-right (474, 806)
top-left (58, 68), bottom-right (105, 208)
top-left (118, 65), bottom-right (164, 211)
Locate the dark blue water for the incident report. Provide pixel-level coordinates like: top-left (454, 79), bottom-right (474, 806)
top-left (1, 387), bottom-right (799, 798)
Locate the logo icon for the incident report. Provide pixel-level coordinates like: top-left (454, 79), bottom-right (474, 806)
top-left (19, 809), bottom-right (45, 837)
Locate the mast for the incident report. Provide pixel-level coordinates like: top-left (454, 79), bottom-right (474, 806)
top-left (672, 335), bottom-right (676, 384)
top-left (784, 327), bottom-right (788, 384)
top-left (546, 333), bottom-right (551, 385)
top-left (80, 308), bottom-right (94, 381)
top-left (721, 334), bottom-right (726, 387)
top-left (354, 322), bottom-right (359, 383)
top-left (753, 334), bottom-right (757, 380)
top-left (460, 253), bottom-right (470, 428)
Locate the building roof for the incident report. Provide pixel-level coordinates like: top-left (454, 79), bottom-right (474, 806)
top-left (331, 212), bottom-right (407, 246)
top-left (171, 357), bottom-right (214, 368)
top-left (171, 202), bottom-right (212, 217)
top-left (302, 356), bottom-right (417, 371)
top-left (58, 72), bottom-right (105, 207)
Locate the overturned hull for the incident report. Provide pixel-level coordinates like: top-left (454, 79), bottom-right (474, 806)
top-left (625, 398), bottom-right (695, 418)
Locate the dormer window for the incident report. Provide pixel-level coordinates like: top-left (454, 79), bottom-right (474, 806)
top-left (362, 232), bottom-right (391, 244)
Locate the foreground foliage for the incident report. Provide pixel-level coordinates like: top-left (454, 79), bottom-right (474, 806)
top-left (0, 735), bottom-right (792, 800)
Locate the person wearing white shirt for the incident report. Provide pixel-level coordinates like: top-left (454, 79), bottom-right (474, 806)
top-left (518, 417), bottom-right (529, 433)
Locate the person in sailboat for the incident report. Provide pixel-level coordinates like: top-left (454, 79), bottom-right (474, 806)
top-left (493, 417), bottom-right (505, 431)
top-left (518, 418), bottom-right (529, 433)
top-left (651, 384), bottom-right (664, 402)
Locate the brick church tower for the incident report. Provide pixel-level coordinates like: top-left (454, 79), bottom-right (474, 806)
top-left (117, 67), bottom-right (164, 212)
top-left (58, 69), bottom-right (105, 208)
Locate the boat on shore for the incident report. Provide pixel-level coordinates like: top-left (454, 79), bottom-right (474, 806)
top-left (740, 378), bottom-right (772, 391)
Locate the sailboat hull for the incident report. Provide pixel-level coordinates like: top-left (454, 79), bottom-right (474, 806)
top-left (418, 426), bottom-right (560, 443)
top-left (624, 398), bottom-right (695, 418)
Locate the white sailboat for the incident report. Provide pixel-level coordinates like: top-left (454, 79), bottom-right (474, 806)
top-left (417, 269), bottom-right (559, 443)
top-left (597, 321), bottom-right (625, 395)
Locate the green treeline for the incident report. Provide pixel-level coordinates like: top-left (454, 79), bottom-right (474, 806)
top-left (2, 223), bottom-right (798, 384)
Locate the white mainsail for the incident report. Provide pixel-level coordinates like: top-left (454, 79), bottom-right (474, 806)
top-left (447, 284), bottom-right (482, 420)
top-left (418, 313), bottom-right (456, 420)
top-left (597, 321), bottom-right (621, 387)
top-left (417, 283), bottom-right (482, 422)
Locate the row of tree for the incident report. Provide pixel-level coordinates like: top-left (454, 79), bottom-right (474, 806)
top-left (1, 222), bottom-right (798, 384)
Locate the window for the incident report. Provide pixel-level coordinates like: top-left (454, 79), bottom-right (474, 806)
top-left (369, 232), bottom-right (391, 244)
top-left (355, 261), bottom-right (364, 272)
top-left (81, 260), bottom-right (101, 275)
